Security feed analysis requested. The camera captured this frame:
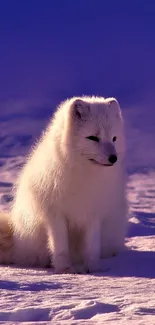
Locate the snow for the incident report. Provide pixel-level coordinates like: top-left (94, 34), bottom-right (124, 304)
top-left (0, 100), bottom-right (155, 324)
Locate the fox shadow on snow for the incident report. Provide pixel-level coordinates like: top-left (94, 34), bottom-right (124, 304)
top-left (101, 248), bottom-right (155, 279)
top-left (0, 279), bottom-right (62, 291)
top-left (100, 211), bottom-right (155, 279)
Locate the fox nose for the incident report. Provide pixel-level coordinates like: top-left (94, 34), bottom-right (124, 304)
top-left (108, 154), bottom-right (117, 164)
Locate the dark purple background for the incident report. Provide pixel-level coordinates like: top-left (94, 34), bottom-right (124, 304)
top-left (1, 1), bottom-right (155, 106)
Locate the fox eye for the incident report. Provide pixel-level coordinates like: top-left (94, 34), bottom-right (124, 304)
top-left (113, 136), bottom-right (117, 142)
top-left (86, 136), bottom-right (100, 142)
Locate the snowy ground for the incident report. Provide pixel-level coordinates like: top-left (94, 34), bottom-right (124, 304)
top-left (0, 99), bottom-right (154, 324)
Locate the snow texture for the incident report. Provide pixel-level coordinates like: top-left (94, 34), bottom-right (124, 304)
top-left (0, 100), bottom-right (154, 324)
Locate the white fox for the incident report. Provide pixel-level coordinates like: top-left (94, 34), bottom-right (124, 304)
top-left (0, 96), bottom-right (128, 273)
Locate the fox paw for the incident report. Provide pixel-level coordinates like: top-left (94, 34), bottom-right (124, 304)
top-left (54, 265), bottom-right (76, 274)
top-left (84, 260), bottom-right (103, 274)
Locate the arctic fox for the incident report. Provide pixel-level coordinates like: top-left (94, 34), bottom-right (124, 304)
top-left (1, 96), bottom-right (127, 273)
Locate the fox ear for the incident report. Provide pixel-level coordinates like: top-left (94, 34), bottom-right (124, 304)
top-left (108, 98), bottom-right (122, 118)
top-left (72, 99), bottom-right (90, 121)
top-left (108, 98), bottom-right (120, 110)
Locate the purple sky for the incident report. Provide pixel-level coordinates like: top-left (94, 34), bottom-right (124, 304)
top-left (1, 1), bottom-right (155, 106)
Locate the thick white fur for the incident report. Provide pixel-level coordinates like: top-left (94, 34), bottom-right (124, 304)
top-left (3, 96), bottom-right (127, 273)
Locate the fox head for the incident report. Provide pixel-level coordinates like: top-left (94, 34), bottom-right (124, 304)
top-left (60, 96), bottom-right (125, 167)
